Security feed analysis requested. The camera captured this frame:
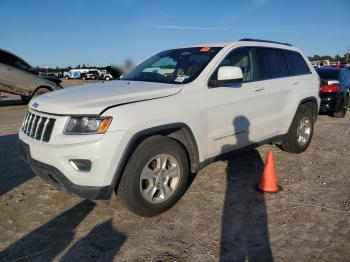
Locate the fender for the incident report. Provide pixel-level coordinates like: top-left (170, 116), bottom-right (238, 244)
top-left (287, 96), bottom-right (319, 133)
top-left (31, 85), bottom-right (53, 97)
top-left (108, 123), bottom-right (200, 197)
top-left (299, 96), bottom-right (319, 121)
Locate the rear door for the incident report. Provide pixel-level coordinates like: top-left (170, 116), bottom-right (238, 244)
top-left (256, 47), bottom-right (296, 137)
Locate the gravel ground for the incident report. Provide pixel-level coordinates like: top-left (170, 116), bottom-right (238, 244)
top-left (0, 80), bottom-right (349, 261)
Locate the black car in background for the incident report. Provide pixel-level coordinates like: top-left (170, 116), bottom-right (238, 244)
top-left (81, 70), bottom-right (100, 80)
top-left (317, 67), bottom-right (350, 117)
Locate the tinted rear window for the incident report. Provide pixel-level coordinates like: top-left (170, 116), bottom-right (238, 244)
top-left (257, 48), bottom-right (288, 79)
top-left (317, 69), bottom-right (339, 80)
top-left (284, 50), bottom-right (310, 75)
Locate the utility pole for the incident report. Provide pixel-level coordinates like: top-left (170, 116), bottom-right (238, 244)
top-left (347, 46), bottom-right (349, 64)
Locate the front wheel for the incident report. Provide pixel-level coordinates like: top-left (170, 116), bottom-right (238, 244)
top-left (21, 95), bottom-right (30, 104)
top-left (281, 104), bottom-right (314, 153)
top-left (117, 136), bottom-right (189, 217)
top-left (33, 87), bottom-right (50, 98)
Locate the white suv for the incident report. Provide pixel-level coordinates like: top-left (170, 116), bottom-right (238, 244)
top-left (18, 39), bottom-right (320, 216)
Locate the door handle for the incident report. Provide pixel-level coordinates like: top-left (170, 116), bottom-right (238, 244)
top-left (290, 81), bottom-right (299, 85)
top-left (253, 87), bottom-right (265, 92)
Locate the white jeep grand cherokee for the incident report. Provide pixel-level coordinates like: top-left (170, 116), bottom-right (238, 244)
top-left (18, 39), bottom-right (320, 216)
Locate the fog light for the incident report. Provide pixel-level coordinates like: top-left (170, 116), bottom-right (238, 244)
top-left (69, 159), bottom-right (92, 172)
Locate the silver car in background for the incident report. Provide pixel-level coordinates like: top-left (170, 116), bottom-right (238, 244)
top-left (0, 49), bottom-right (62, 103)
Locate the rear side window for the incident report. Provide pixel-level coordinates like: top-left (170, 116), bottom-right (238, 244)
top-left (257, 48), bottom-right (288, 79)
top-left (342, 70), bottom-right (350, 84)
top-left (0, 50), bottom-right (31, 71)
top-left (284, 50), bottom-right (310, 76)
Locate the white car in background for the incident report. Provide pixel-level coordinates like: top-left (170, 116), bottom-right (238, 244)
top-left (19, 39), bottom-right (320, 217)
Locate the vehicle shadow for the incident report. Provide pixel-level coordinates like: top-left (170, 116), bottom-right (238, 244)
top-left (0, 134), bottom-right (34, 196)
top-left (0, 200), bottom-right (126, 261)
top-left (219, 116), bottom-right (273, 261)
top-left (61, 219), bottom-right (126, 261)
top-left (0, 95), bottom-right (26, 106)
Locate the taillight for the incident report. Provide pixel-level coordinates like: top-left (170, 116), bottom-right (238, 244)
top-left (320, 84), bottom-right (339, 93)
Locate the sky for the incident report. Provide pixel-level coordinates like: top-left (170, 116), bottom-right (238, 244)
top-left (0, 0), bottom-right (349, 67)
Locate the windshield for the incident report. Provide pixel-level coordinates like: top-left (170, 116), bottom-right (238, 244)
top-left (121, 47), bottom-right (222, 84)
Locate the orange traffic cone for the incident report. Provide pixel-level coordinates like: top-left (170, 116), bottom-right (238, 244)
top-left (257, 151), bottom-right (281, 193)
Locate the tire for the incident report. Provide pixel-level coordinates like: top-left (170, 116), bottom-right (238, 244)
top-left (33, 87), bottom-right (50, 98)
top-left (105, 77), bottom-right (110, 81)
top-left (117, 136), bottom-right (189, 217)
top-left (333, 94), bottom-right (348, 118)
top-left (281, 104), bottom-right (314, 153)
top-left (20, 95), bottom-right (30, 104)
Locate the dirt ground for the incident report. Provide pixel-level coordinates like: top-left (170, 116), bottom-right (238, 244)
top-left (0, 80), bottom-right (349, 261)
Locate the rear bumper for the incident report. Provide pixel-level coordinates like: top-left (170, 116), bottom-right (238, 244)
top-left (18, 139), bottom-right (113, 200)
top-left (319, 93), bottom-right (341, 112)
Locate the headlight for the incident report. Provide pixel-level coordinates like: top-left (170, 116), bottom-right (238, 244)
top-left (64, 116), bottom-right (112, 134)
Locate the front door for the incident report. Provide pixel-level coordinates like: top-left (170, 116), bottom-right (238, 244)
top-left (206, 47), bottom-right (269, 158)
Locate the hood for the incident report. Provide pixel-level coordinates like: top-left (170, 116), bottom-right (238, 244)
top-left (29, 80), bottom-right (182, 115)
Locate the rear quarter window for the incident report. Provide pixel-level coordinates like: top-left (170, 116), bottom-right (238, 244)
top-left (257, 47), bottom-right (288, 80)
top-left (343, 70), bottom-right (350, 84)
top-left (284, 50), bottom-right (311, 76)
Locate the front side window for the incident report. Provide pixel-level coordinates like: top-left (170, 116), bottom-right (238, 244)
top-left (211, 47), bottom-right (258, 82)
top-left (284, 50), bottom-right (310, 76)
top-left (122, 47), bottom-right (222, 84)
top-left (257, 47), bottom-right (288, 79)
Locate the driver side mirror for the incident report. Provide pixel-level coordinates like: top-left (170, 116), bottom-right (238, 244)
top-left (210, 66), bottom-right (243, 87)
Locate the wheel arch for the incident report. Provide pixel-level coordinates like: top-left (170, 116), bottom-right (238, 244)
top-left (282, 96), bottom-right (318, 137)
top-left (296, 96), bottom-right (319, 123)
top-left (111, 123), bottom-right (200, 196)
top-left (31, 85), bottom-right (53, 97)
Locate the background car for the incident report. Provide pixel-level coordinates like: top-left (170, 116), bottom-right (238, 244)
top-left (81, 70), bottom-right (100, 80)
top-left (105, 66), bottom-right (122, 80)
top-left (0, 49), bottom-right (62, 103)
top-left (101, 72), bottom-right (113, 80)
top-left (317, 67), bottom-right (350, 117)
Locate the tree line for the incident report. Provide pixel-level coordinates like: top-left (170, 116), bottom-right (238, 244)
top-left (308, 53), bottom-right (349, 63)
top-left (35, 64), bottom-right (106, 73)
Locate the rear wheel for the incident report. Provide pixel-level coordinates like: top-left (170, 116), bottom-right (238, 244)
top-left (281, 104), bottom-right (314, 153)
top-left (333, 93), bottom-right (348, 118)
top-left (117, 136), bottom-right (189, 217)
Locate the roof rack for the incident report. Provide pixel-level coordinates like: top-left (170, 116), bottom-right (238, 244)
top-left (239, 38), bottom-right (292, 46)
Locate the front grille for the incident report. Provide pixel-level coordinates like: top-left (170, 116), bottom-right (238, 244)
top-left (22, 111), bottom-right (56, 142)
